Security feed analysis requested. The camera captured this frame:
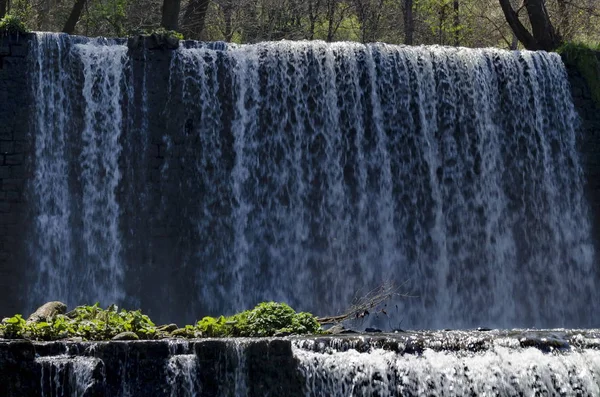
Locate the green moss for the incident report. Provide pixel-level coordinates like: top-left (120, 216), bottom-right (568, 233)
top-left (558, 42), bottom-right (600, 108)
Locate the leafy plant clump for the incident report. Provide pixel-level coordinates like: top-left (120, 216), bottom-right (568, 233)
top-left (0, 303), bottom-right (156, 341)
top-left (196, 302), bottom-right (322, 337)
top-left (129, 27), bottom-right (183, 40)
top-left (0, 14), bottom-right (30, 34)
top-left (558, 42), bottom-right (600, 107)
top-left (0, 302), bottom-right (321, 341)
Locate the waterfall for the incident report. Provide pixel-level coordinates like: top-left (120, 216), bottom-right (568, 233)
top-left (30, 34), bottom-right (128, 309)
top-left (28, 33), bottom-right (598, 329)
top-left (22, 335), bottom-right (600, 396)
top-left (294, 345), bottom-right (600, 396)
top-left (167, 355), bottom-right (199, 397)
top-left (37, 355), bottom-right (103, 396)
top-left (292, 333), bottom-right (600, 396)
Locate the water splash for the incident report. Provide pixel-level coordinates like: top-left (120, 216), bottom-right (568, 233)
top-left (294, 344), bottom-right (600, 396)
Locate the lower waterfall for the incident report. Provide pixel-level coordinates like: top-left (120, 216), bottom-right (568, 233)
top-left (294, 343), bottom-right (600, 396)
top-left (26, 33), bottom-right (598, 329)
top-left (5, 333), bottom-right (599, 396)
top-left (37, 355), bottom-right (103, 396)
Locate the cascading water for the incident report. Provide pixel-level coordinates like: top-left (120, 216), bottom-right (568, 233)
top-left (167, 354), bottom-right (199, 396)
top-left (30, 34), bottom-right (127, 309)
top-left (37, 355), bottom-right (103, 396)
top-left (9, 333), bottom-right (600, 396)
top-left (293, 337), bottom-right (600, 396)
top-left (28, 33), bottom-right (598, 329)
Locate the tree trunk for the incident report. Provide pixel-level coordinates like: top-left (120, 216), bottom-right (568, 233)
top-left (403, 0), bottom-right (413, 45)
top-left (498, 0), bottom-right (561, 51)
top-left (62, 0), bottom-right (87, 34)
top-left (308, 0), bottom-right (322, 40)
top-left (453, 0), bottom-right (460, 46)
top-left (556, 0), bottom-right (568, 37)
top-left (326, 0), bottom-right (336, 42)
top-left (0, 0), bottom-right (7, 20)
top-left (181, 0), bottom-right (209, 39)
top-left (523, 0), bottom-right (560, 50)
top-left (498, 0), bottom-right (540, 50)
top-left (223, 3), bottom-right (233, 42)
top-left (161, 0), bottom-right (181, 31)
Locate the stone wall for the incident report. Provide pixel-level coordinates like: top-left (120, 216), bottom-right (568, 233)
top-left (562, 53), bottom-right (600, 251)
top-left (0, 338), bottom-right (305, 397)
top-left (0, 33), bottom-right (33, 317)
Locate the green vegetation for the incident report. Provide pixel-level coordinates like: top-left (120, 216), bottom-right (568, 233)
top-left (0, 303), bottom-right (156, 341)
top-left (558, 42), bottom-right (600, 107)
top-left (196, 302), bottom-right (321, 337)
top-left (0, 14), bottom-right (30, 34)
top-left (0, 301), bottom-right (321, 341)
top-left (140, 27), bottom-right (184, 40)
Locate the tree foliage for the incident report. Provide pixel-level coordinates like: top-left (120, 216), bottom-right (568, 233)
top-left (0, 0), bottom-right (597, 48)
top-left (0, 14), bottom-right (30, 33)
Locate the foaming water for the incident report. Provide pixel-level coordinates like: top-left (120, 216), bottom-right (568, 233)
top-left (294, 346), bottom-right (600, 396)
top-left (28, 34), bottom-right (598, 328)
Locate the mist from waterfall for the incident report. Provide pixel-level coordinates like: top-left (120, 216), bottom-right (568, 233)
top-left (28, 33), bottom-right (598, 329)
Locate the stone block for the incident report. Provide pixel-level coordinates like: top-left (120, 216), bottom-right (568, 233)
top-left (5, 154), bottom-right (23, 165)
top-left (9, 45), bottom-right (27, 58)
top-left (0, 141), bottom-right (13, 154)
top-left (5, 191), bottom-right (19, 202)
top-left (13, 141), bottom-right (27, 154)
top-left (0, 127), bottom-right (11, 141)
top-left (1, 57), bottom-right (23, 70)
top-left (10, 165), bottom-right (27, 178)
top-left (0, 167), bottom-right (10, 179)
top-left (0, 202), bottom-right (11, 213)
top-left (0, 47), bottom-right (9, 56)
top-left (2, 178), bottom-right (24, 192)
top-left (0, 213), bottom-right (18, 225)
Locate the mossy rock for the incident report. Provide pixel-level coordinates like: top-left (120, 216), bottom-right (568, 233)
top-left (112, 331), bottom-right (139, 341)
top-left (27, 301), bottom-right (67, 323)
top-left (156, 323), bottom-right (178, 333)
top-left (558, 42), bottom-right (600, 108)
top-left (171, 327), bottom-right (197, 338)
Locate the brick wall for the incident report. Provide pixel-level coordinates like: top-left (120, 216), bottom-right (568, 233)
top-left (562, 53), bottom-right (600, 253)
top-left (0, 33), bottom-right (33, 317)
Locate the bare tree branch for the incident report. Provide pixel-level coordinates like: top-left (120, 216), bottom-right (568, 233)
top-left (317, 280), bottom-right (414, 325)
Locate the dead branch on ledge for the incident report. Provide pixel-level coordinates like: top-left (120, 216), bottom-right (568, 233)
top-left (316, 280), bottom-right (415, 325)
